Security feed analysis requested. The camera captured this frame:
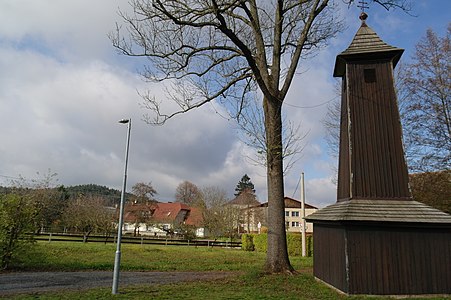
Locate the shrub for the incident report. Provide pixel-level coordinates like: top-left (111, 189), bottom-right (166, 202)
top-left (307, 235), bottom-right (314, 257)
top-left (0, 194), bottom-right (36, 269)
top-left (286, 233), bottom-right (301, 256)
top-left (242, 233), bottom-right (313, 257)
top-left (253, 233), bottom-right (267, 252)
top-left (241, 234), bottom-right (254, 251)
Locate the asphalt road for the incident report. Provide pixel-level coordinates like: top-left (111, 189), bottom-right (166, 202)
top-left (0, 271), bottom-right (234, 296)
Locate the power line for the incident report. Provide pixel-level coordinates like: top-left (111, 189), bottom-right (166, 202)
top-left (284, 96), bottom-right (338, 109)
top-left (291, 173), bottom-right (302, 198)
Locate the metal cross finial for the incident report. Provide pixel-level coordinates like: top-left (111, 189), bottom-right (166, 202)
top-left (357, 0), bottom-right (369, 12)
top-left (357, 0), bottom-right (369, 22)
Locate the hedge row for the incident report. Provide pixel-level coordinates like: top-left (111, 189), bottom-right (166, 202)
top-left (241, 233), bottom-right (313, 257)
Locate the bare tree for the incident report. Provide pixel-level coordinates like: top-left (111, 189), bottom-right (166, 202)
top-left (236, 95), bottom-right (308, 173)
top-left (202, 186), bottom-right (229, 209)
top-left (175, 181), bottom-right (202, 206)
top-left (124, 203), bottom-right (155, 236)
top-left (399, 24), bottom-right (450, 172)
top-left (236, 189), bottom-right (261, 234)
top-left (111, 0), bottom-right (409, 273)
top-left (409, 170), bottom-right (451, 214)
top-left (200, 186), bottom-right (230, 238)
top-left (62, 195), bottom-right (114, 242)
top-left (9, 170), bottom-right (67, 233)
top-left (131, 182), bottom-right (158, 204)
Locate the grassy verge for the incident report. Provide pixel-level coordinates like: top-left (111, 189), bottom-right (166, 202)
top-left (5, 241), bottom-right (450, 300)
top-left (10, 241), bottom-right (289, 272)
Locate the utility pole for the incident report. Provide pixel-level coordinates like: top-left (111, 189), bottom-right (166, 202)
top-left (300, 172), bottom-right (306, 257)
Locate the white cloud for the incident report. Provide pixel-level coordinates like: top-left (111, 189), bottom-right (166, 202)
top-left (0, 47), bottom-right (140, 184)
top-left (0, 0), bottom-right (132, 63)
top-left (305, 177), bottom-right (336, 208)
top-left (0, 43), bottom-right (262, 202)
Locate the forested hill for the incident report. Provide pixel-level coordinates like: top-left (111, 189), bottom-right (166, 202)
top-left (64, 184), bottom-right (129, 206)
top-left (0, 184), bottom-right (132, 207)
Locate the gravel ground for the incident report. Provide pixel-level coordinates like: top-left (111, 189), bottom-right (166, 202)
top-left (0, 271), bottom-right (236, 296)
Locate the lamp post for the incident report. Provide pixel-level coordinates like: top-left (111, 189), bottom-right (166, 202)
top-left (112, 118), bottom-right (131, 295)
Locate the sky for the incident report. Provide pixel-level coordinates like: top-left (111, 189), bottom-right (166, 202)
top-left (0, 1), bottom-right (449, 207)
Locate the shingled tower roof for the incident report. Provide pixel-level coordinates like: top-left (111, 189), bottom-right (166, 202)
top-left (306, 199), bottom-right (451, 224)
top-left (333, 12), bottom-right (404, 77)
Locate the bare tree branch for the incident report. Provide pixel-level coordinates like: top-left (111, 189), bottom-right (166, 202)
top-left (110, 0), bottom-right (408, 274)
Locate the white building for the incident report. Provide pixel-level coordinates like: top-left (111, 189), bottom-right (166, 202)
top-left (258, 197), bottom-right (318, 234)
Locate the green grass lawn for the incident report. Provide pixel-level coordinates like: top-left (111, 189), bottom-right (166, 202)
top-left (5, 241), bottom-right (451, 300)
top-left (11, 241), bottom-right (282, 272)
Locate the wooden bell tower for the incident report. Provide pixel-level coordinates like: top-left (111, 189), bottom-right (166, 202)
top-left (334, 12), bottom-right (410, 202)
top-left (306, 13), bottom-right (451, 296)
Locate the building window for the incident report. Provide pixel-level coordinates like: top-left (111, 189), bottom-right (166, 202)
top-left (285, 211), bottom-right (289, 217)
top-left (364, 68), bottom-right (376, 83)
top-left (291, 221), bottom-right (300, 227)
top-left (291, 211), bottom-right (299, 217)
top-left (286, 222), bottom-right (290, 228)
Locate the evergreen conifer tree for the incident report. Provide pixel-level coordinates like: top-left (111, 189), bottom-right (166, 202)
top-left (234, 174), bottom-right (255, 196)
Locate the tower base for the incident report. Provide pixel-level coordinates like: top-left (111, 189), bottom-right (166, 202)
top-left (307, 200), bottom-right (451, 295)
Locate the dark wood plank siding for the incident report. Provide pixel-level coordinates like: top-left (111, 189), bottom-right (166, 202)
top-left (344, 61), bottom-right (410, 200)
top-left (337, 78), bottom-right (351, 201)
top-left (346, 225), bottom-right (451, 294)
top-left (313, 224), bottom-right (348, 293)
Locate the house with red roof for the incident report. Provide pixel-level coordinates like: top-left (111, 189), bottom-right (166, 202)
top-left (122, 203), bottom-right (156, 236)
top-left (184, 206), bottom-right (205, 237)
top-left (121, 202), bottom-right (206, 237)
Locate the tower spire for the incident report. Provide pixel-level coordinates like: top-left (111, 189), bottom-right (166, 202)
top-left (357, 0), bottom-right (369, 23)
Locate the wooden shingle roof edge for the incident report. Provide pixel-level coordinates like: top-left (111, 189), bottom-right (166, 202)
top-left (305, 200), bottom-right (451, 224)
top-left (333, 19), bottom-right (404, 77)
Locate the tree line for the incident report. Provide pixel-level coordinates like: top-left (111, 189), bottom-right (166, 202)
top-left (0, 172), bottom-right (257, 269)
top-left (131, 175), bottom-right (260, 239)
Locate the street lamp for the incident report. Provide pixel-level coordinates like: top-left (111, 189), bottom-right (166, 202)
top-left (112, 118), bottom-right (131, 295)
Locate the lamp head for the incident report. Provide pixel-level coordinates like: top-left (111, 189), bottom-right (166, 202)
top-left (118, 119), bottom-right (130, 124)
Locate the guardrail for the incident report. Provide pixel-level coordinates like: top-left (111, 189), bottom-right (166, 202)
top-left (33, 233), bottom-right (242, 248)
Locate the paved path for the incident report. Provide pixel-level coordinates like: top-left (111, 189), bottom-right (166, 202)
top-left (0, 271), bottom-right (235, 296)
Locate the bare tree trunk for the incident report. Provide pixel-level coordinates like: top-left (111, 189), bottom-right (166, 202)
top-left (264, 96), bottom-right (293, 273)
